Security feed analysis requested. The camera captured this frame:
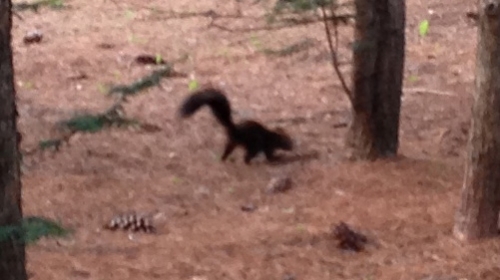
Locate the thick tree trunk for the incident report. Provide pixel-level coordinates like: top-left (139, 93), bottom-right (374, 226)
top-left (454, 0), bottom-right (500, 241)
top-left (346, 0), bottom-right (406, 159)
top-left (0, 0), bottom-right (28, 279)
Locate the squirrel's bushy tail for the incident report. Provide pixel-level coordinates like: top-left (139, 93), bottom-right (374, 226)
top-left (179, 88), bottom-right (234, 129)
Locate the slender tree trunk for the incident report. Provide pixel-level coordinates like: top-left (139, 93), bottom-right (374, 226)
top-left (346, 0), bottom-right (406, 159)
top-left (454, 0), bottom-right (500, 241)
top-left (0, 0), bottom-right (28, 278)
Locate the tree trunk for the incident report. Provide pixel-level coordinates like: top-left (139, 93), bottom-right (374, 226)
top-left (346, 0), bottom-right (406, 159)
top-left (0, 0), bottom-right (28, 278)
top-left (454, 0), bottom-right (500, 241)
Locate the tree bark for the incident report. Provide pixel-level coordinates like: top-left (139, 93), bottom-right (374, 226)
top-left (454, 0), bottom-right (500, 241)
top-left (0, 0), bottom-right (28, 278)
top-left (346, 0), bottom-right (406, 159)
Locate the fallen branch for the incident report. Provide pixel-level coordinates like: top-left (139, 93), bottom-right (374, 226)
top-left (262, 39), bottom-right (315, 56)
top-left (108, 65), bottom-right (181, 97)
top-left (13, 0), bottom-right (65, 12)
top-left (23, 67), bottom-right (171, 156)
top-left (320, 5), bottom-right (353, 103)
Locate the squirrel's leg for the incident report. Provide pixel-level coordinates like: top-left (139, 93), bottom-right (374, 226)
top-left (221, 140), bottom-right (236, 161)
top-left (244, 148), bottom-right (259, 164)
top-left (264, 148), bottom-right (276, 162)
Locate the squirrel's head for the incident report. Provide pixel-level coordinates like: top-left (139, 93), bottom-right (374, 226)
top-left (273, 127), bottom-right (294, 151)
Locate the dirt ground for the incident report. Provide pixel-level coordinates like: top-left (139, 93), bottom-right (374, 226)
top-left (12, 0), bottom-right (500, 279)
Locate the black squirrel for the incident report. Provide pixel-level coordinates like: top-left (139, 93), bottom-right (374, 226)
top-left (178, 87), bottom-right (293, 164)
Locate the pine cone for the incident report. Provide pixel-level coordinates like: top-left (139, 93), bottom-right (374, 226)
top-left (332, 222), bottom-right (368, 252)
top-left (104, 212), bottom-right (155, 233)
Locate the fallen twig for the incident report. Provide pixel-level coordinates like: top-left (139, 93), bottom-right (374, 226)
top-left (209, 14), bottom-right (353, 33)
top-left (271, 109), bottom-right (344, 124)
top-left (403, 87), bottom-right (455, 97)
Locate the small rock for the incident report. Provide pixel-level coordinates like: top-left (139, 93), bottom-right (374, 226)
top-left (332, 222), bottom-right (368, 252)
top-left (266, 176), bottom-right (292, 194)
top-left (23, 30), bottom-right (43, 45)
top-left (240, 203), bottom-right (257, 212)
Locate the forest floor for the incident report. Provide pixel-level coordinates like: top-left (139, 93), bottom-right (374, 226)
top-left (13, 0), bottom-right (500, 279)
